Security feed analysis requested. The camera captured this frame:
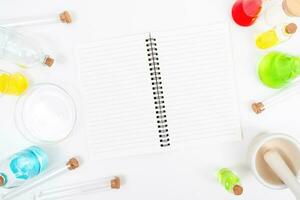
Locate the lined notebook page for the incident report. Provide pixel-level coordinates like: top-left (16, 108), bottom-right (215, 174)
top-left (153, 22), bottom-right (241, 145)
top-left (77, 34), bottom-right (163, 160)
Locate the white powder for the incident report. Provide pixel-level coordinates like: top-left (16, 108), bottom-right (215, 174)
top-left (16, 84), bottom-right (76, 144)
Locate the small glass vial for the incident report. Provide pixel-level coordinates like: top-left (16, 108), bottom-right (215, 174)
top-left (256, 23), bottom-right (297, 49)
top-left (217, 168), bottom-right (243, 195)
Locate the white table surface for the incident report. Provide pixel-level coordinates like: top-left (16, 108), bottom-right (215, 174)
top-left (0, 0), bottom-right (300, 199)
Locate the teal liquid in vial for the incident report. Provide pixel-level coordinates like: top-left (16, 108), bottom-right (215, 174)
top-left (0, 146), bottom-right (48, 188)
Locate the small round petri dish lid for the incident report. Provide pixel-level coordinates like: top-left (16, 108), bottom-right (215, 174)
top-left (15, 83), bottom-right (77, 144)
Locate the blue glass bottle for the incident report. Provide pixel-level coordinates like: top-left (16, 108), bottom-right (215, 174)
top-left (0, 146), bottom-right (48, 188)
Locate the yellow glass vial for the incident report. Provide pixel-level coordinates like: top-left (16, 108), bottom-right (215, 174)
top-left (256, 23), bottom-right (297, 49)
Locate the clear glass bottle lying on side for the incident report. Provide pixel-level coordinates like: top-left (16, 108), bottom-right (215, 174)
top-left (0, 27), bottom-right (54, 68)
top-left (0, 146), bottom-right (48, 189)
top-left (256, 23), bottom-right (297, 49)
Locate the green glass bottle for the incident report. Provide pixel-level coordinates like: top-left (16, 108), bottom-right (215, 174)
top-left (217, 168), bottom-right (243, 195)
top-left (258, 52), bottom-right (300, 89)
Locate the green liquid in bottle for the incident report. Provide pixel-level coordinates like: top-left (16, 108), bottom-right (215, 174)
top-left (217, 168), bottom-right (243, 195)
top-left (258, 52), bottom-right (300, 89)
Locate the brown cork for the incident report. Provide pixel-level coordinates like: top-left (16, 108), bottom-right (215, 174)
top-left (44, 57), bottom-right (54, 67)
top-left (59, 11), bottom-right (72, 24)
top-left (233, 185), bottom-right (243, 195)
top-left (252, 102), bottom-right (265, 114)
top-left (0, 176), bottom-right (5, 186)
top-left (66, 158), bottom-right (80, 170)
top-left (111, 177), bottom-right (121, 189)
top-left (285, 23), bottom-right (297, 34)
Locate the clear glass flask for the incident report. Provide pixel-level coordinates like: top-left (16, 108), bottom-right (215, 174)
top-left (0, 27), bottom-right (54, 68)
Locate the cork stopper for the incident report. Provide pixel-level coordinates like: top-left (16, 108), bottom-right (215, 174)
top-left (252, 102), bottom-right (265, 114)
top-left (59, 11), bottom-right (72, 24)
top-left (285, 23), bottom-right (297, 34)
top-left (233, 185), bottom-right (243, 195)
top-left (111, 177), bottom-right (121, 189)
top-left (66, 158), bottom-right (80, 170)
top-left (44, 56), bottom-right (54, 67)
top-left (0, 176), bottom-right (5, 186)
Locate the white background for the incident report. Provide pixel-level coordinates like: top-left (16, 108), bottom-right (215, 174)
top-left (0, 0), bottom-right (300, 199)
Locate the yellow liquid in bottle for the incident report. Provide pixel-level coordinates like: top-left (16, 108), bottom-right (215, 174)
top-left (256, 29), bottom-right (279, 49)
top-left (0, 73), bottom-right (29, 96)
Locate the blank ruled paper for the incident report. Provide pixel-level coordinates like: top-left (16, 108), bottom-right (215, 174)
top-left (154, 22), bottom-right (241, 145)
top-left (77, 22), bottom-right (241, 160)
top-left (77, 34), bottom-right (164, 160)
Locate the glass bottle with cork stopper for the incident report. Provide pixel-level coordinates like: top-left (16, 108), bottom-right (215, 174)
top-left (0, 27), bottom-right (54, 68)
top-left (217, 168), bottom-right (243, 195)
top-left (256, 23), bottom-right (297, 49)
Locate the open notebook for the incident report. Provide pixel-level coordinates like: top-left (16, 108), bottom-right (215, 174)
top-left (77, 22), bottom-right (241, 160)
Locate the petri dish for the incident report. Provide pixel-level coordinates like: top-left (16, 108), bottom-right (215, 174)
top-left (15, 83), bottom-right (77, 144)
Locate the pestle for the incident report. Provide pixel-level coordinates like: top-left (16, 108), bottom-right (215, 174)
top-left (264, 150), bottom-right (300, 199)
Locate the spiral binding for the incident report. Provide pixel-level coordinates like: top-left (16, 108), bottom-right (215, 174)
top-left (146, 34), bottom-right (170, 147)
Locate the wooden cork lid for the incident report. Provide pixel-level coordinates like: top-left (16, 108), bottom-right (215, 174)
top-left (67, 158), bottom-right (80, 170)
top-left (285, 23), bottom-right (298, 34)
top-left (233, 185), bottom-right (243, 195)
top-left (252, 102), bottom-right (265, 114)
top-left (0, 176), bottom-right (5, 186)
top-left (111, 177), bottom-right (121, 189)
top-left (59, 11), bottom-right (72, 24)
top-left (44, 57), bottom-right (54, 67)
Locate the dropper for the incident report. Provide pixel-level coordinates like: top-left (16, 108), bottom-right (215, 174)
top-left (0, 11), bottom-right (72, 28)
top-left (252, 82), bottom-right (300, 114)
top-left (1, 157), bottom-right (80, 200)
top-left (34, 176), bottom-right (121, 200)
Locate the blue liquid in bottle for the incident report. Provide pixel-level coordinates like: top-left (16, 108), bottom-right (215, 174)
top-left (0, 146), bottom-right (48, 188)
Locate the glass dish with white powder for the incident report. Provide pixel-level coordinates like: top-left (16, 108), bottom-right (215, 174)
top-left (14, 83), bottom-right (77, 144)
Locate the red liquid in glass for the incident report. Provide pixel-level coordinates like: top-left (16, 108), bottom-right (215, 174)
top-left (232, 0), bottom-right (262, 26)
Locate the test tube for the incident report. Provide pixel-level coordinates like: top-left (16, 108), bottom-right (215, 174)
top-left (252, 82), bottom-right (300, 114)
top-left (34, 176), bottom-right (121, 200)
top-left (1, 158), bottom-right (80, 200)
top-left (0, 11), bottom-right (72, 28)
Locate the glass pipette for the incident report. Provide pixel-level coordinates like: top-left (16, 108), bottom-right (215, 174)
top-left (252, 82), bottom-right (300, 114)
top-left (0, 11), bottom-right (72, 28)
top-left (1, 157), bottom-right (80, 200)
top-left (34, 176), bottom-right (121, 200)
